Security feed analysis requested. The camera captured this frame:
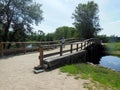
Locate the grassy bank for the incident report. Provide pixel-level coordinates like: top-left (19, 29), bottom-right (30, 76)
top-left (60, 63), bottom-right (120, 90)
top-left (104, 42), bottom-right (120, 57)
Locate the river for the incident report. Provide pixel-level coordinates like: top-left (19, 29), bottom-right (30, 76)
top-left (100, 55), bottom-right (120, 71)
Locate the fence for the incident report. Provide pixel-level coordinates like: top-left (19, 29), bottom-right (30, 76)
top-left (38, 38), bottom-right (101, 65)
top-left (0, 38), bottom-right (81, 57)
top-left (0, 41), bottom-right (58, 57)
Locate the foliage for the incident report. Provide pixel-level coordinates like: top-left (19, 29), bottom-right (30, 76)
top-left (104, 42), bottom-right (120, 57)
top-left (46, 33), bottom-right (54, 41)
top-left (96, 35), bottom-right (109, 43)
top-left (61, 63), bottom-right (120, 89)
top-left (27, 30), bottom-right (45, 41)
top-left (0, 0), bottom-right (43, 43)
top-left (72, 1), bottom-right (101, 39)
top-left (54, 26), bottom-right (78, 40)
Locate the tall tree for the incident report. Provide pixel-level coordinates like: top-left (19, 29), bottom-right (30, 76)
top-left (54, 26), bottom-right (77, 40)
top-left (72, 1), bottom-right (101, 39)
top-left (0, 0), bottom-right (43, 43)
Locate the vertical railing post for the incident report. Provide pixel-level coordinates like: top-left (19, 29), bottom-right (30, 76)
top-left (76, 43), bottom-right (78, 51)
top-left (70, 44), bottom-right (73, 53)
top-left (24, 43), bottom-right (26, 54)
top-left (60, 45), bottom-right (63, 56)
top-left (0, 42), bottom-right (3, 56)
top-left (81, 43), bottom-right (82, 50)
top-left (39, 47), bottom-right (43, 65)
top-left (84, 41), bottom-right (86, 48)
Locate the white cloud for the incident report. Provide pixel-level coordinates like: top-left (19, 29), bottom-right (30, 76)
top-left (34, 0), bottom-right (120, 36)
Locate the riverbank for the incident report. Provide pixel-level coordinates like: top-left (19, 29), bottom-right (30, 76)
top-left (60, 63), bottom-right (120, 90)
top-left (104, 42), bottom-right (120, 57)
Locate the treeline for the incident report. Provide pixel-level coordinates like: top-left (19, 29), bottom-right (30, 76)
top-left (97, 35), bottom-right (120, 43)
top-left (26, 26), bottom-right (78, 41)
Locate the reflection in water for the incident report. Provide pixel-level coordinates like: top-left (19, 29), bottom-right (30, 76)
top-left (100, 56), bottom-right (120, 71)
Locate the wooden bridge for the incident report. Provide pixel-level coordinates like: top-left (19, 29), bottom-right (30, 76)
top-left (34, 38), bottom-right (104, 73)
top-left (0, 38), bottom-right (105, 73)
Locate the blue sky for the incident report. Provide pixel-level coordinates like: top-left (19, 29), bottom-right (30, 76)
top-left (34, 0), bottom-right (120, 36)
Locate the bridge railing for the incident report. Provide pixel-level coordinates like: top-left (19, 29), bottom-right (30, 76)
top-left (38, 38), bottom-right (101, 65)
top-left (0, 41), bottom-right (58, 57)
top-left (0, 38), bottom-right (81, 57)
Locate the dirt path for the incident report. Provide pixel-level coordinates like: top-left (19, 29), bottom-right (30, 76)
top-left (0, 52), bottom-right (89, 90)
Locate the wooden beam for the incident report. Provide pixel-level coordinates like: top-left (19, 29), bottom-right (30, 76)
top-left (76, 44), bottom-right (78, 51)
top-left (70, 44), bottom-right (73, 53)
top-left (39, 47), bottom-right (43, 65)
top-left (60, 45), bottom-right (63, 56)
top-left (0, 42), bottom-right (3, 56)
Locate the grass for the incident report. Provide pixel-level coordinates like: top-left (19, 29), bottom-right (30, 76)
top-left (105, 42), bottom-right (120, 51)
top-left (104, 42), bottom-right (120, 57)
top-left (60, 63), bottom-right (120, 90)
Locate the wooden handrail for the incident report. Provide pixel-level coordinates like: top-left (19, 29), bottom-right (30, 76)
top-left (0, 38), bottom-right (101, 57)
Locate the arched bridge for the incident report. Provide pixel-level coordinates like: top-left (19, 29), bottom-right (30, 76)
top-left (34, 38), bottom-right (105, 73)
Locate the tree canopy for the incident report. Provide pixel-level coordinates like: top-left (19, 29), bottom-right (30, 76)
top-left (0, 0), bottom-right (43, 43)
top-left (72, 1), bottom-right (101, 39)
top-left (54, 26), bottom-right (77, 40)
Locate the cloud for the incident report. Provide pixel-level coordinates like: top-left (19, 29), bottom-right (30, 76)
top-left (34, 0), bottom-right (120, 36)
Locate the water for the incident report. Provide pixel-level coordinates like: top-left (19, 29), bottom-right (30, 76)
top-left (100, 56), bottom-right (120, 71)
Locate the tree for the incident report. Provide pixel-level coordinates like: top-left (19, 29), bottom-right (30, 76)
top-left (72, 1), bottom-right (101, 39)
top-left (46, 33), bottom-right (54, 41)
top-left (54, 26), bottom-right (77, 40)
top-left (27, 30), bottom-right (45, 41)
top-left (0, 0), bottom-right (43, 44)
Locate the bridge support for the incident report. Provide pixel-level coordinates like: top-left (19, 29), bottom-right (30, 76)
top-left (85, 43), bottom-right (105, 64)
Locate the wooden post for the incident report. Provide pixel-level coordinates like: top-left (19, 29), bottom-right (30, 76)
top-left (0, 42), bottom-right (3, 56)
top-left (60, 45), bottom-right (63, 56)
top-left (39, 47), bottom-right (43, 65)
top-left (76, 43), bottom-right (78, 51)
top-left (70, 44), bottom-right (73, 53)
top-left (81, 43), bottom-right (82, 50)
top-left (24, 43), bottom-right (26, 54)
top-left (84, 42), bottom-right (86, 48)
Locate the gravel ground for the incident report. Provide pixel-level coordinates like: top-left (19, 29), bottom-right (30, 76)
top-left (0, 47), bottom-right (89, 90)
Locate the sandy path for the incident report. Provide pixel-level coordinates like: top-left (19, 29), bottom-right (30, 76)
top-left (0, 45), bottom-right (89, 90)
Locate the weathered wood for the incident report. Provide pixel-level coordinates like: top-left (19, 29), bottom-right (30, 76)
top-left (81, 43), bottom-right (83, 50)
top-left (24, 43), bottom-right (26, 54)
top-left (76, 44), bottom-right (78, 51)
top-left (43, 50), bottom-right (87, 69)
top-left (0, 42), bottom-right (3, 56)
top-left (60, 45), bottom-right (63, 56)
top-left (39, 47), bottom-right (43, 65)
top-left (70, 44), bottom-right (73, 53)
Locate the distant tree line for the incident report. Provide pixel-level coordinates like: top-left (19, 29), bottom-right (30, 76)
top-left (26, 26), bottom-right (78, 41)
top-left (97, 35), bottom-right (120, 43)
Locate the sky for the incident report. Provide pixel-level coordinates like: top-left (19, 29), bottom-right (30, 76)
top-left (34, 0), bottom-right (120, 36)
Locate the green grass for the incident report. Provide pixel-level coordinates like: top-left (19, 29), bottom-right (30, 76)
top-left (60, 63), bottom-right (120, 90)
top-left (105, 42), bottom-right (120, 51)
top-left (104, 42), bottom-right (120, 57)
